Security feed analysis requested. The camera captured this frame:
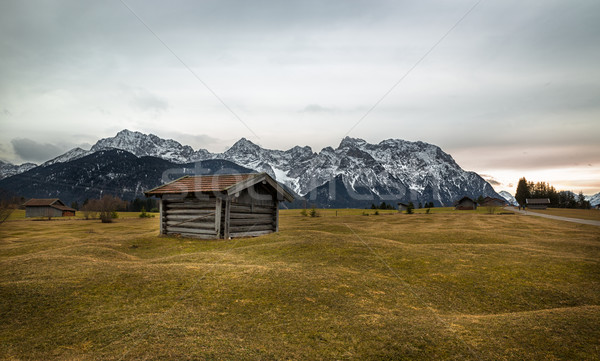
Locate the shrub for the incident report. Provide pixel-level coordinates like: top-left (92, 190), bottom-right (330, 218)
top-left (139, 207), bottom-right (152, 218)
top-left (309, 208), bottom-right (319, 217)
top-left (374, 210), bottom-right (379, 215)
top-left (83, 195), bottom-right (127, 223)
top-left (486, 206), bottom-right (500, 215)
top-left (406, 202), bottom-right (414, 214)
top-left (300, 209), bottom-right (308, 217)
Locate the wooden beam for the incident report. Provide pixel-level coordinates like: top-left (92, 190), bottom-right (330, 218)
top-left (224, 198), bottom-right (231, 240)
top-left (166, 231), bottom-right (218, 240)
top-left (215, 198), bottom-right (222, 235)
top-left (229, 224), bottom-right (274, 232)
top-left (166, 221), bottom-right (216, 229)
top-left (166, 227), bottom-right (217, 235)
top-left (165, 214), bottom-right (215, 222)
top-left (275, 202), bottom-right (279, 232)
top-left (229, 218), bottom-right (274, 226)
top-left (159, 198), bottom-right (164, 235)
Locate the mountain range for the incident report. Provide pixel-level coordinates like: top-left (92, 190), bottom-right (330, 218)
top-left (1, 129), bottom-right (510, 207)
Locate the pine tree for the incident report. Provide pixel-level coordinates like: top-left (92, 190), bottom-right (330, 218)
top-left (515, 177), bottom-right (530, 207)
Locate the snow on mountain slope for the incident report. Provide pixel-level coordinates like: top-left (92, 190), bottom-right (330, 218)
top-left (588, 192), bottom-right (600, 206)
top-left (26, 130), bottom-right (501, 206)
top-left (42, 147), bottom-right (91, 167)
top-left (0, 160), bottom-right (37, 180)
top-left (499, 191), bottom-right (518, 206)
top-left (40, 129), bottom-right (212, 167)
top-left (91, 129), bottom-right (210, 163)
top-left (211, 136), bottom-right (500, 206)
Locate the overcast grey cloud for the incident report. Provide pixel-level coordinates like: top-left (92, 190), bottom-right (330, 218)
top-left (129, 88), bottom-right (169, 113)
top-left (0, 0), bottom-right (599, 192)
top-left (300, 104), bottom-right (335, 113)
top-left (11, 138), bottom-right (66, 163)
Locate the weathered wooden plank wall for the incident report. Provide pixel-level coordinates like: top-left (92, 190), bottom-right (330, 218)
top-left (162, 196), bottom-right (219, 239)
top-left (25, 207), bottom-right (63, 218)
top-left (158, 183), bottom-right (281, 239)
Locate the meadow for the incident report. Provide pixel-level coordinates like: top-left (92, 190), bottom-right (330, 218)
top-left (1, 209), bottom-right (599, 360)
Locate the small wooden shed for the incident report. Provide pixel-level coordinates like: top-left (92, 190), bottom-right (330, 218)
top-left (145, 173), bottom-right (294, 239)
top-left (455, 196), bottom-right (477, 210)
top-left (480, 197), bottom-right (506, 207)
top-left (397, 203), bottom-right (409, 212)
top-left (526, 198), bottom-right (550, 210)
top-left (23, 198), bottom-right (76, 218)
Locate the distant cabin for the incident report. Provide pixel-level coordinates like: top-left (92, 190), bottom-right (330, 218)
top-left (480, 197), bottom-right (506, 207)
top-left (526, 198), bottom-right (551, 210)
top-left (455, 196), bottom-right (477, 210)
top-left (23, 198), bottom-right (76, 218)
top-left (145, 173), bottom-right (294, 239)
top-left (397, 203), bottom-right (408, 212)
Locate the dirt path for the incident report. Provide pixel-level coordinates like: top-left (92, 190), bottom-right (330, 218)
top-left (506, 207), bottom-right (600, 227)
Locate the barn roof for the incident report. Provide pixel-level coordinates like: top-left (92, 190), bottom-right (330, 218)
top-left (526, 198), bottom-right (551, 205)
top-left (23, 198), bottom-right (62, 206)
top-left (481, 197), bottom-right (506, 205)
top-left (23, 198), bottom-right (76, 212)
top-left (455, 196), bottom-right (475, 204)
top-left (145, 173), bottom-right (295, 202)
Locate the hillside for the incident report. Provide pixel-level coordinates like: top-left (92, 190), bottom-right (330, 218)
top-left (0, 149), bottom-right (252, 203)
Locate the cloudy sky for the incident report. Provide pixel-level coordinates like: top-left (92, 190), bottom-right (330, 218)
top-left (1, 0), bottom-right (599, 194)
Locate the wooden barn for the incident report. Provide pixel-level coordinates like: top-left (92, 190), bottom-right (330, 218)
top-left (526, 198), bottom-right (551, 210)
top-left (455, 196), bottom-right (477, 210)
top-left (397, 202), bottom-right (409, 212)
top-left (23, 198), bottom-right (76, 218)
top-left (480, 197), bottom-right (506, 207)
top-left (145, 173), bottom-right (294, 239)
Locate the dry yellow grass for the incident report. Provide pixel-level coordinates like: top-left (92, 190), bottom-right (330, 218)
top-left (526, 207), bottom-right (600, 221)
top-left (1, 211), bottom-right (599, 360)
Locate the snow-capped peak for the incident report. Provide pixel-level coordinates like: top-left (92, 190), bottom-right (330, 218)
top-left (338, 136), bottom-right (367, 149)
top-left (0, 160), bottom-right (37, 180)
top-left (27, 129), bottom-right (502, 206)
top-left (499, 191), bottom-right (517, 206)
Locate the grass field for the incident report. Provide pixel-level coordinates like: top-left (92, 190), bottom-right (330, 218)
top-left (1, 210), bottom-right (599, 360)
top-left (526, 208), bottom-right (600, 221)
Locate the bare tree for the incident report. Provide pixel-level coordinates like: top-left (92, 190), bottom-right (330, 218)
top-left (0, 190), bottom-right (18, 225)
top-left (98, 195), bottom-right (127, 223)
top-left (0, 199), bottom-right (16, 224)
top-left (81, 199), bottom-right (99, 220)
top-left (81, 195), bottom-right (127, 222)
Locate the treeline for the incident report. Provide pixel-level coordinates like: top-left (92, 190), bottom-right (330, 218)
top-left (71, 197), bottom-right (158, 213)
top-left (369, 201), bottom-right (435, 210)
top-left (515, 177), bottom-right (590, 209)
top-left (73, 196), bottom-right (159, 222)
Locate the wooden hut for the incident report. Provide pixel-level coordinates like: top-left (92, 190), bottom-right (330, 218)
top-left (454, 196), bottom-right (477, 210)
top-left (480, 197), bottom-right (506, 207)
top-left (526, 198), bottom-right (550, 210)
top-left (23, 198), bottom-right (76, 217)
top-left (145, 173), bottom-right (294, 239)
top-left (397, 202), bottom-right (408, 212)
